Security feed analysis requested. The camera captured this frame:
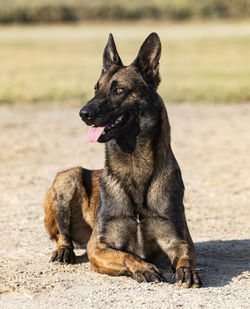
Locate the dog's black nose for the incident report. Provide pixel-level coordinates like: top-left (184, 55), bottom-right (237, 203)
top-left (79, 106), bottom-right (95, 122)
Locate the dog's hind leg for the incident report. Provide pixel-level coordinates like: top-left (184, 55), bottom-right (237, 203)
top-left (87, 228), bottom-right (165, 283)
top-left (44, 186), bottom-right (59, 242)
top-left (44, 167), bottom-right (95, 264)
top-left (44, 178), bottom-right (76, 263)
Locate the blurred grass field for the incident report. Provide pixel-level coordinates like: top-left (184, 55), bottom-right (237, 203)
top-left (0, 21), bottom-right (250, 104)
top-left (1, 0), bottom-right (250, 23)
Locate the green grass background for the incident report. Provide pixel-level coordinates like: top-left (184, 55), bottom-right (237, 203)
top-left (1, 0), bottom-right (250, 23)
top-left (0, 21), bottom-right (250, 104)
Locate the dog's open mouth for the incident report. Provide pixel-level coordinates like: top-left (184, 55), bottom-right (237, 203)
top-left (88, 111), bottom-right (131, 142)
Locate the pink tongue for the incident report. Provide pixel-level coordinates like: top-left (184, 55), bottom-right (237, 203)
top-left (88, 126), bottom-right (105, 142)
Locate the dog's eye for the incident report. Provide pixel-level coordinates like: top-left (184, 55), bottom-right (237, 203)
top-left (114, 88), bottom-right (124, 94)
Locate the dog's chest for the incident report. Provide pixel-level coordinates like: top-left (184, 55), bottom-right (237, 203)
top-left (103, 213), bottom-right (154, 260)
top-left (125, 166), bottom-right (152, 207)
top-left (110, 147), bottom-right (154, 207)
top-left (102, 141), bottom-right (157, 258)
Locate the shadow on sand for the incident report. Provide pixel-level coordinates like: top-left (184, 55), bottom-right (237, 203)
top-left (195, 239), bottom-right (250, 287)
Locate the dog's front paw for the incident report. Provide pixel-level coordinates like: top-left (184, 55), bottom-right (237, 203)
top-left (175, 267), bottom-right (202, 288)
top-left (50, 247), bottom-right (75, 264)
top-left (133, 265), bottom-right (166, 283)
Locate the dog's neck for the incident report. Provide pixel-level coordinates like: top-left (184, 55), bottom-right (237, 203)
top-left (104, 95), bottom-right (171, 178)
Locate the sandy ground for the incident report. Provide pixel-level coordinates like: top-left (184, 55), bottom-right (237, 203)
top-left (0, 103), bottom-right (249, 308)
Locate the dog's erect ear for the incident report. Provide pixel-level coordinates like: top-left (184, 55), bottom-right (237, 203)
top-left (103, 33), bottom-right (123, 72)
top-left (133, 32), bottom-right (161, 89)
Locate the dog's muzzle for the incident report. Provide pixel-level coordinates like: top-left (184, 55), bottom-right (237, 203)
top-left (79, 106), bottom-right (96, 125)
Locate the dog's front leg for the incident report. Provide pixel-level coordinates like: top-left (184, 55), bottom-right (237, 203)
top-left (87, 228), bottom-right (165, 283)
top-left (157, 237), bottom-right (201, 288)
top-left (148, 215), bottom-right (201, 287)
top-left (148, 170), bottom-right (202, 287)
top-left (151, 216), bottom-right (202, 288)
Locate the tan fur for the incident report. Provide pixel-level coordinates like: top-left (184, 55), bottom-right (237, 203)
top-left (43, 33), bottom-right (201, 287)
top-left (43, 168), bottom-right (102, 249)
top-left (44, 187), bottom-right (58, 241)
top-left (87, 227), bottom-right (159, 281)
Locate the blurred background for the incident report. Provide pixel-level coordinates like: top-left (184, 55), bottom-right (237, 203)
top-left (1, 3), bottom-right (250, 305)
top-left (0, 0), bottom-right (250, 105)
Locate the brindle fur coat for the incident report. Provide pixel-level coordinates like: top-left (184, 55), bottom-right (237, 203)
top-left (44, 33), bottom-right (201, 288)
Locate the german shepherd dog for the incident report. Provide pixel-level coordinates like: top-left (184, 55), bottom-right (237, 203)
top-left (44, 33), bottom-right (201, 288)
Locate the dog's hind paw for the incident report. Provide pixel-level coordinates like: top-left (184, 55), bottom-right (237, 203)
top-left (175, 267), bottom-right (202, 288)
top-left (50, 247), bottom-right (76, 264)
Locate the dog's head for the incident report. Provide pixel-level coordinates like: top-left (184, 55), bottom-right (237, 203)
top-left (80, 33), bottom-right (162, 143)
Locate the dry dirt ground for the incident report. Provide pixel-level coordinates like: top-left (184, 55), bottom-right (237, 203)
top-left (0, 103), bottom-right (249, 309)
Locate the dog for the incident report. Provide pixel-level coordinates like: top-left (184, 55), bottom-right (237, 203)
top-left (44, 33), bottom-right (201, 288)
